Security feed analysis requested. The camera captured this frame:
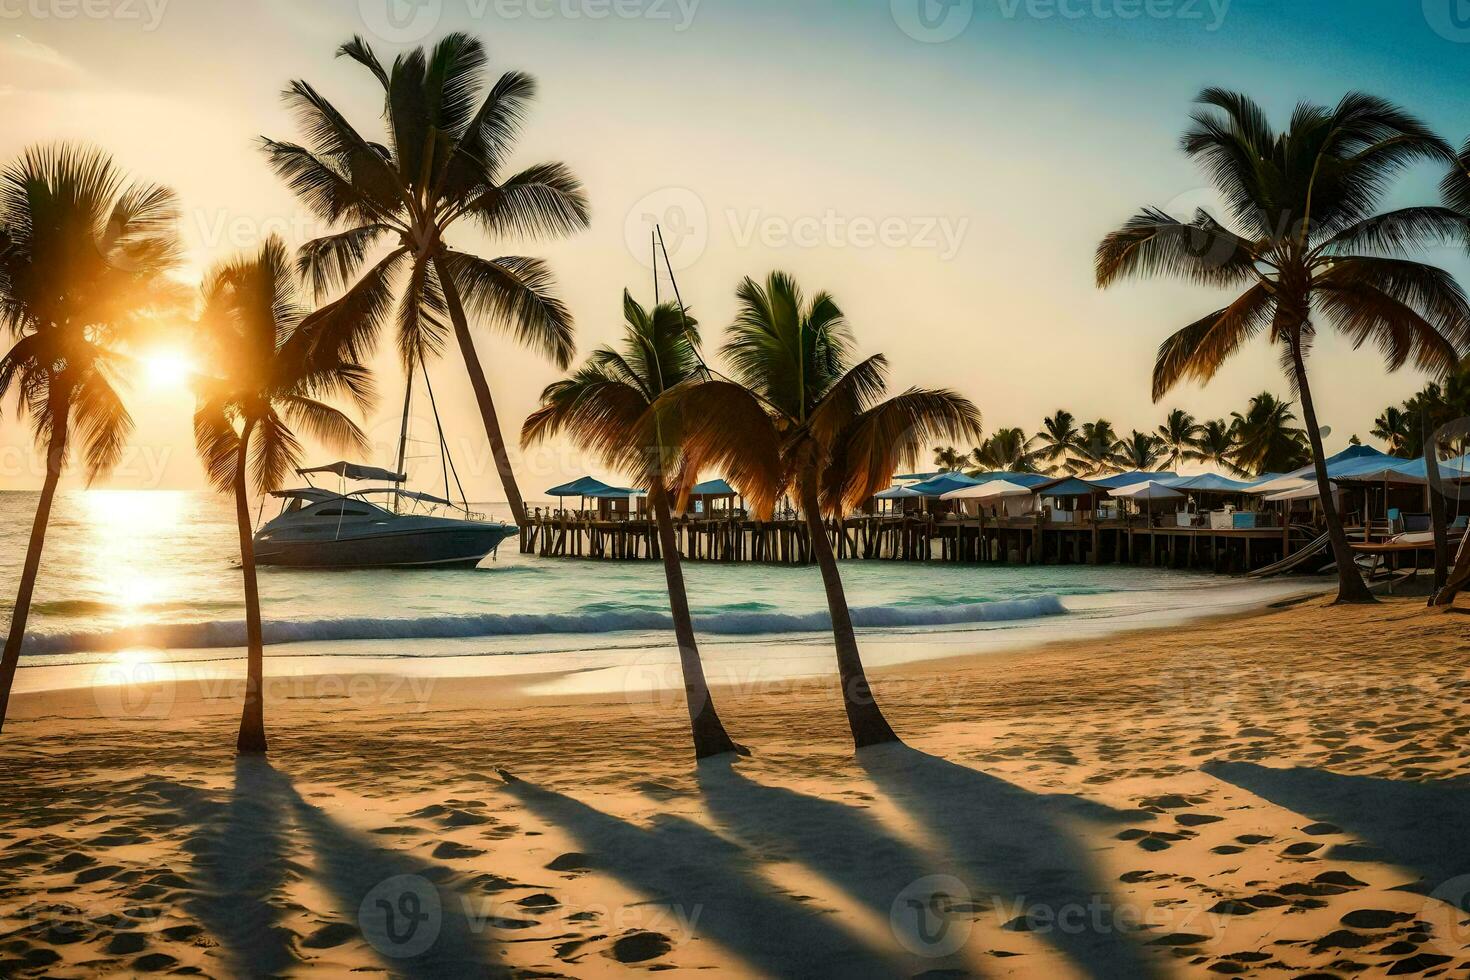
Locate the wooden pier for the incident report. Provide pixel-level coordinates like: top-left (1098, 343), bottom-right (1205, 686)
top-left (519, 511), bottom-right (1306, 574)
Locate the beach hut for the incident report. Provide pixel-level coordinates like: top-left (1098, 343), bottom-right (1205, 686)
top-left (685, 478), bottom-right (741, 519)
top-left (873, 484), bottom-right (923, 515)
top-left (1036, 477), bottom-right (1109, 523)
top-left (1110, 480), bottom-right (1186, 526)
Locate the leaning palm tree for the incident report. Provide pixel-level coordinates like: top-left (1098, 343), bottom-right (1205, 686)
top-left (193, 237), bottom-right (372, 753)
top-left (1231, 392), bottom-right (1310, 477)
top-left (522, 291), bottom-right (746, 760)
top-left (674, 273), bottom-right (980, 749)
top-left (1195, 418), bottom-right (1242, 475)
top-left (264, 33), bottom-right (589, 526)
top-left (1030, 409), bottom-right (1080, 473)
top-left (1156, 408), bottom-right (1203, 469)
top-left (0, 144), bottom-right (181, 735)
top-left (970, 427), bottom-right (1036, 473)
top-left (1071, 418), bottom-right (1121, 475)
top-left (1371, 405), bottom-right (1412, 457)
top-left (1097, 89), bottom-right (1470, 603)
top-left (1115, 430), bottom-right (1166, 471)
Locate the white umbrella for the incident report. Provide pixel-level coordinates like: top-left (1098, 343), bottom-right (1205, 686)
top-left (940, 479), bottom-right (1034, 500)
top-left (1108, 481), bottom-right (1184, 501)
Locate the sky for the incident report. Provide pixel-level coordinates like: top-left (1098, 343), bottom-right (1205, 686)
top-left (2, 0), bottom-right (1470, 500)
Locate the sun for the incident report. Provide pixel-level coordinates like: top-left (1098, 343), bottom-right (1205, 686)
top-left (142, 348), bottom-right (196, 390)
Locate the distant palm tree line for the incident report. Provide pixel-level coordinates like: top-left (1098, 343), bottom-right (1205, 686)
top-left (1372, 360), bottom-right (1470, 460)
top-left (932, 393), bottom-right (1311, 479)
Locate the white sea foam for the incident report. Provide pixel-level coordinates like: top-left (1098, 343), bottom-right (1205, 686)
top-left (22, 596), bottom-right (1067, 655)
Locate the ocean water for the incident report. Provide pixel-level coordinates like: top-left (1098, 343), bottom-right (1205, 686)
top-left (0, 490), bottom-right (1318, 686)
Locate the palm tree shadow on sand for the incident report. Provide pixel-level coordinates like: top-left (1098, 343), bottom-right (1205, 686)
top-left (500, 775), bottom-right (901, 978)
top-left (858, 744), bottom-right (1160, 980)
top-left (1205, 760), bottom-right (1470, 909)
top-left (161, 758), bottom-right (500, 979)
top-left (155, 757), bottom-right (298, 977)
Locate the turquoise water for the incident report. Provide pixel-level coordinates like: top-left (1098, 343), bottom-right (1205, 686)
top-left (0, 490), bottom-right (1258, 669)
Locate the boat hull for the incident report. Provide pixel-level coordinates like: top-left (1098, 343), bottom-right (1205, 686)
top-left (253, 522), bottom-right (516, 569)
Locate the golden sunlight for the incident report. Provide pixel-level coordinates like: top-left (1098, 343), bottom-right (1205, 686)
top-left (141, 347), bottom-right (197, 390)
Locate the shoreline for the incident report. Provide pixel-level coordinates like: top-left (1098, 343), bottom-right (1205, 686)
top-left (7, 573), bottom-right (1331, 705)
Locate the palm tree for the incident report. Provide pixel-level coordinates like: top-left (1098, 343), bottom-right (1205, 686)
top-left (675, 272), bottom-right (980, 749)
top-left (970, 427), bottom-right (1036, 473)
top-left (193, 237), bottom-right (372, 753)
top-left (264, 33), bottom-right (589, 526)
top-left (932, 445), bottom-right (965, 472)
top-left (1231, 393), bottom-right (1309, 477)
top-left (1156, 408), bottom-right (1203, 469)
top-left (1371, 405), bottom-right (1412, 457)
top-left (522, 291), bottom-right (745, 760)
top-left (1030, 409), bottom-right (1080, 473)
top-left (1097, 89), bottom-right (1470, 603)
top-left (1071, 419), bottom-right (1121, 475)
top-left (0, 145), bottom-right (181, 735)
top-left (1115, 430), bottom-right (1166, 470)
top-left (1195, 418), bottom-right (1242, 474)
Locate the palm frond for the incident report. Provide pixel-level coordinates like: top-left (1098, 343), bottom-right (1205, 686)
top-left (1152, 283), bottom-right (1274, 400)
top-left (1096, 208), bottom-right (1260, 288)
top-left (438, 250), bottom-right (575, 368)
top-left (831, 388), bottom-right (982, 512)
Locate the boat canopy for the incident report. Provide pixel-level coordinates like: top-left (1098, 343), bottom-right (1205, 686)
top-left (299, 461), bottom-right (407, 482)
top-left (355, 487), bottom-right (453, 506)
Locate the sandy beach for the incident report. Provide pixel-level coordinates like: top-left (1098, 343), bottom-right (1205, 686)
top-left (0, 594), bottom-right (1465, 978)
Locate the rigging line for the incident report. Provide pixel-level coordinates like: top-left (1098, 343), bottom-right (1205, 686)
top-left (419, 358), bottom-right (471, 513)
top-left (418, 357), bottom-right (451, 505)
top-left (655, 224), bottom-right (706, 378)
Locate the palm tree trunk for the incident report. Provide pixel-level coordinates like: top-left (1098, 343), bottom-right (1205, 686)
top-left (798, 479), bottom-right (900, 749)
top-left (0, 395), bottom-right (69, 736)
top-left (433, 255), bottom-right (528, 527)
top-left (649, 487), bottom-right (744, 760)
top-left (1288, 336), bottom-right (1375, 604)
top-left (1422, 412), bottom-right (1449, 592)
top-left (233, 434), bottom-right (267, 754)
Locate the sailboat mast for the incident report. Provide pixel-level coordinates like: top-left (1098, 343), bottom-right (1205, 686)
top-left (393, 371), bottom-right (413, 514)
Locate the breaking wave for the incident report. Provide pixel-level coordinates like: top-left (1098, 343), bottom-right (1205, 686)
top-left (21, 595), bottom-right (1067, 656)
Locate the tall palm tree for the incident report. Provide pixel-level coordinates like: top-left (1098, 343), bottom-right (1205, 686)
top-left (1030, 409), bottom-right (1080, 473)
top-left (522, 291), bottom-right (745, 760)
top-left (193, 237), bottom-right (372, 753)
top-left (675, 272), bottom-right (980, 749)
top-left (1371, 405), bottom-right (1412, 457)
top-left (1195, 418), bottom-right (1242, 475)
top-left (1115, 430), bottom-right (1166, 470)
top-left (970, 426), bottom-right (1036, 473)
top-left (1231, 392), bottom-right (1309, 476)
top-left (1156, 408), bottom-right (1203, 469)
top-left (0, 145), bottom-right (181, 735)
top-left (1097, 89), bottom-right (1470, 603)
top-left (1070, 418), bottom-right (1121, 475)
top-left (931, 445), bottom-right (965, 472)
top-left (264, 33), bottom-right (589, 526)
